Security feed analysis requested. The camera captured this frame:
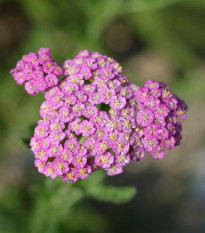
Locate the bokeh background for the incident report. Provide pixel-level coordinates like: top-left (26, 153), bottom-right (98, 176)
top-left (0, 0), bottom-right (205, 232)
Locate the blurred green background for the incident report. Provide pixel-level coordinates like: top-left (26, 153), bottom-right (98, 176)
top-left (0, 0), bottom-right (205, 232)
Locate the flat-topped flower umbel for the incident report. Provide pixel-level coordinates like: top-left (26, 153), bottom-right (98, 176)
top-left (10, 48), bottom-right (187, 183)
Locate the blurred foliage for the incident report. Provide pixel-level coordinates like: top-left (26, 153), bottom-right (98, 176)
top-left (0, 169), bottom-right (136, 233)
top-left (85, 185), bottom-right (136, 204)
top-left (0, 0), bottom-right (205, 232)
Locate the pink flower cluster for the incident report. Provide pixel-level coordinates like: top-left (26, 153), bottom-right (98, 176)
top-left (10, 48), bottom-right (63, 95)
top-left (133, 80), bottom-right (187, 159)
top-left (11, 48), bottom-right (187, 183)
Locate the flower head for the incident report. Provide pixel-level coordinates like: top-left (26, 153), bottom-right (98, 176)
top-left (11, 48), bottom-right (187, 183)
top-left (11, 48), bottom-right (63, 95)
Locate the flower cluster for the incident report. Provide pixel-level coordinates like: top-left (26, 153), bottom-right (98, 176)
top-left (133, 79), bottom-right (187, 159)
top-left (11, 48), bottom-right (187, 183)
top-left (10, 48), bottom-right (63, 95)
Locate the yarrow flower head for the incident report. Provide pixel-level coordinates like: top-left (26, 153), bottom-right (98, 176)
top-left (10, 47), bottom-right (63, 95)
top-left (11, 48), bottom-right (187, 183)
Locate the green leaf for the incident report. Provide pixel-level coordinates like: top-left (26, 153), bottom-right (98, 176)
top-left (19, 137), bottom-right (30, 149)
top-left (29, 123), bottom-right (37, 133)
top-left (30, 179), bottom-right (84, 233)
top-left (85, 185), bottom-right (137, 204)
top-left (81, 169), bottom-right (106, 186)
top-left (19, 123), bottom-right (37, 149)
